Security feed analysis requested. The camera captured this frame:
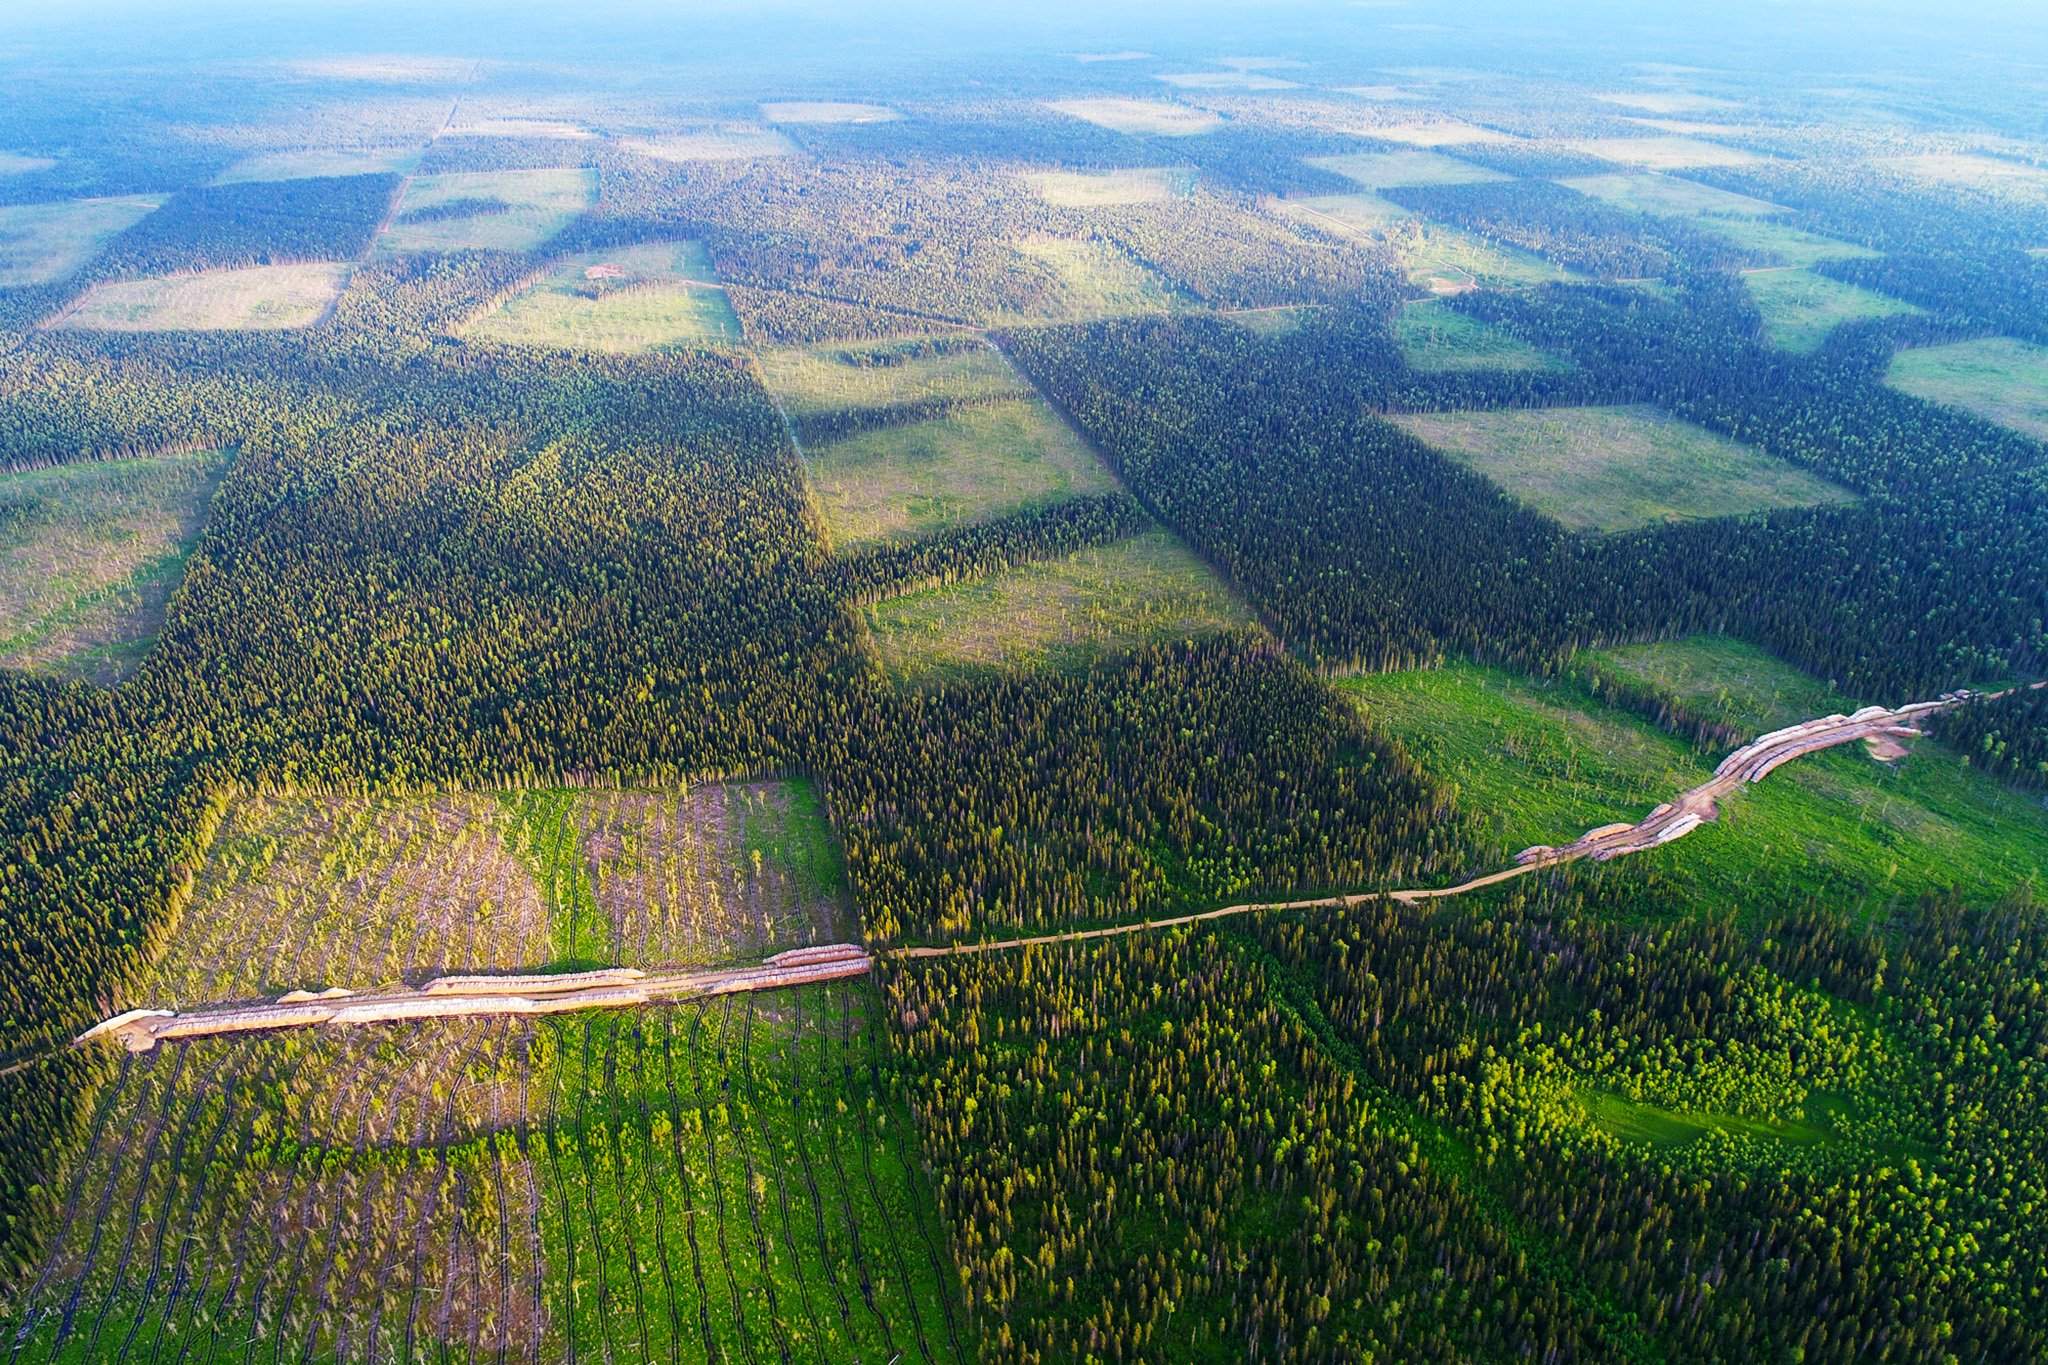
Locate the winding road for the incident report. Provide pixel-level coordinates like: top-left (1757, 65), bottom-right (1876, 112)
top-left (71, 684), bottom-right (2036, 1053)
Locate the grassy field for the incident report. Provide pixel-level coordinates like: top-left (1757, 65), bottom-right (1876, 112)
top-left (1875, 152), bottom-right (2048, 204)
top-left (621, 126), bottom-right (797, 162)
top-left (759, 101), bottom-right (899, 124)
top-left (1885, 336), bottom-right (2048, 442)
top-left (53, 262), bottom-right (348, 331)
top-left (376, 168), bottom-right (596, 255)
top-left (12, 981), bottom-right (963, 1365)
top-left (1578, 634), bottom-right (1850, 733)
top-left (443, 117), bottom-right (593, 140)
top-left (1271, 192), bottom-right (1411, 238)
top-left (128, 778), bottom-right (850, 1012)
top-left (757, 338), bottom-right (1028, 418)
top-left (1337, 660), bottom-right (2048, 915)
top-left (1567, 135), bottom-right (1764, 169)
top-left (212, 146), bottom-right (420, 184)
top-left (1703, 216), bottom-right (1876, 267)
top-left (996, 235), bottom-right (1178, 322)
top-left (1222, 306), bottom-right (1313, 336)
top-left (1559, 171), bottom-right (1783, 219)
top-left (1742, 267), bottom-right (1918, 353)
top-left (1390, 404), bottom-right (1856, 532)
top-left (1024, 166), bottom-right (1194, 207)
top-left (0, 151), bottom-right (56, 175)
top-left (865, 529), bottom-right (1255, 686)
top-left (1389, 221), bottom-right (1577, 292)
top-left (0, 194), bottom-right (161, 286)
top-left (1592, 91), bottom-right (1743, 115)
top-left (1394, 299), bottom-right (1569, 373)
top-left (462, 240), bottom-right (741, 352)
top-left (1371, 121), bottom-right (1516, 147)
top-left (1043, 97), bottom-right (1224, 136)
top-left (0, 449), bottom-right (231, 683)
top-left (804, 397), bottom-right (1118, 549)
top-left (1305, 148), bottom-right (1509, 190)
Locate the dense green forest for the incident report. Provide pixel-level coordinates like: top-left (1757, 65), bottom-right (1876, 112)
top-left (1, 1), bottom-right (2046, 1358)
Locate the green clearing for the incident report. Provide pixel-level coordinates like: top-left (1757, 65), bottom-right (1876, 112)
top-left (1394, 298), bottom-right (1569, 373)
top-left (996, 235), bottom-right (1179, 322)
top-left (1566, 135), bottom-right (1764, 169)
top-left (1155, 70), bottom-right (1296, 90)
top-left (621, 126), bottom-right (798, 162)
top-left (1222, 305), bottom-right (1312, 336)
top-left (1885, 336), bottom-right (2048, 442)
top-left (865, 529), bottom-right (1255, 686)
top-left (1580, 1090), bottom-right (1836, 1148)
top-left (1875, 152), bottom-right (2048, 205)
top-left (375, 167), bottom-right (596, 255)
top-left (1558, 171), bottom-right (1783, 219)
top-left (1743, 267), bottom-right (1919, 353)
top-left (757, 338), bottom-right (1028, 418)
top-left (1702, 216), bottom-right (1876, 267)
top-left (212, 145), bottom-right (420, 184)
top-left (0, 449), bottom-right (232, 683)
top-left (1271, 191), bottom-right (1411, 237)
top-left (1305, 148), bottom-right (1509, 190)
top-left (53, 261), bottom-right (348, 332)
top-left (462, 240), bottom-right (741, 352)
top-left (1337, 661), bottom-right (2048, 915)
top-left (0, 194), bottom-right (161, 286)
top-left (1024, 166), bottom-right (1194, 208)
top-left (1389, 404), bottom-right (1855, 532)
top-left (804, 397), bottom-right (1117, 549)
top-left (1371, 121), bottom-right (1516, 148)
top-left (1392, 221), bottom-right (1575, 292)
top-left (1043, 97), bottom-right (1224, 137)
top-left (0, 151), bottom-right (56, 175)
top-left (758, 100), bottom-right (900, 124)
top-left (1578, 634), bottom-right (1844, 734)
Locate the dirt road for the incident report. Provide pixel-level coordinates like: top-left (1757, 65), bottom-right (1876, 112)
top-left (71, 684), bottom-right (2037, 1053)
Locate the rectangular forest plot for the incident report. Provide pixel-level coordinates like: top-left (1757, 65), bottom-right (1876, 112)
top-left (1592, 90), bottom-right (1744, 115)
top-left (374, 167), bottom-right (597, 255)
top-left (1394, 299), bottom-right (1569, 374)
top-left (756, 335), bottom-right (1030, 424)
top-left (1875, 152), bottom-right (2048, 205)
top-left (1700, 216), bottom-right (1875, 268)
top-left (1884, 336), bottom-right (2048, 443)
top-left (1155, 70), bottom-right (1298, 90)
top-left (0, 194), bottom-right (162, 286)
top-left (803, 396), bottom-right (1119, 550)
top-left (212, 145), bottom-right (421, 184)
top-left (461, 239), bottom-right (741, 353)
top-left (1306, 148), bottom-right (1510, 190)
top-left (865, 528), bottom-right (1257, 686)
top-left (1369, 120), bottom-right (1520, 148)
top-left (1023, 165), bottom-right (1195, 208)
top-left (49, 261), bottom-right (349, 331)
top-left (1741, 267), bottom-right (1918, 354)
top-left (0, 150), bottom-right (56, 175)
top-left (0, 449), bottom-right (231, 684)
top-left (1564, 135), bottom-right (1765, 169)
top-left (1043, 97), bottom-right (1225, 137)
top-left (1389, 219), bottom-right (1577, 293)
top-left (1389, 404), bottom-right (1857, 533)
top-left (1578, 634), bottom-right (1849, 737)
top-left (1271, 191), bottom-right (1411, 237)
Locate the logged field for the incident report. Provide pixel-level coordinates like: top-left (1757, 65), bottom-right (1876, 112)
top-left (1371, 120), bottom-right (1517, 147)
top-left (758, 101), bottom-right (899, 124)
top-left (1022, 166), bottom-right (1193, 207)
top-left (1567, 135), bottom-right (1765, 169)
top-left (0, 152), bottom-right (57, 175)
top-left (620, 126), bottom-right (797, 162)
top-left (0, 195), bottom-right (162, 286)
top-left (864, 528), bottom-right (1256, 685)
top-left (126, 778), bottom-right (848, 1013)
top-left (212, 146), bottom-right (421, 184)
top-left (1306, 148), bottom-right (1510, 190)
top-left (443, 117), bottom-right (593, 140)
top-left (1874, 152), bottom-right (2048, 204)
top-left (757, 337), bottom-right (1029, 419)
top-left (1391, 404), bottom-right (1856, 532)
top-left (1042, 97), bottom-right (1224, 136)
top-left (1271, 191), bottom-right (1411, 237)
top-left (1341, 661), bottom-right (2048, 914)
top-left (1579, 634), bottom-right (1847, 735)
top-left (803, 397), bottom-right (1117, 549)
top-left (1391, 221), bottom-right (1574, 292)
top-left (1558, 170), bottom-right (1783, 219)
top-left (375, 169), bottom-right (597, 255)
top-left (6, 984), bottom-right (962, 1365)
top-left (51, 262), bottom-right (348, 331)
top-left (462, 240), bottom-right (741, 352)
top-left (1593, 90), bottom-right (1743, 115)
top-left (1885, 336), bottom-right (2048, 442)
top-left (1704, 216), bottom-right (1876, 266)
top-left (1154, 70), bottom-right (1296, 90)
top-left (1394, 299), bottom-right (1569, 373)
top-left (1742, 266), bottom-right (1918, 353)
top-left (996, 235), bottom-right (1178, 322)
top-left (0, 450), bottom-right (231, 684)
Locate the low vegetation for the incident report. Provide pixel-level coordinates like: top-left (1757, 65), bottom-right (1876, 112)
top-left (50, 262), bottom-right (348, 331)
